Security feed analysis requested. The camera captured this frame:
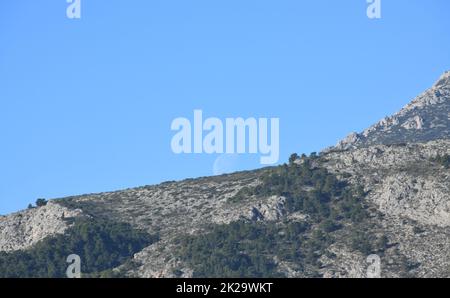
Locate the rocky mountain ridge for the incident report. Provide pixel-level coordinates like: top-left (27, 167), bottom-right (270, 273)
top-left (0, 71), bottom-right (449, 278)
top-left (335, 71), bottom-right (450, 150)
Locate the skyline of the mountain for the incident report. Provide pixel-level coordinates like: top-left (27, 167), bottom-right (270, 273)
top-left (1, 1), bottom-right (450, 214)
top-left (334, 71), bottom-right (450, 150)
top-left (1, 69), bottom-right (450, 217)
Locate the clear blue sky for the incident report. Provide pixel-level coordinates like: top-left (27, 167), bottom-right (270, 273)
top-left (1, 0), bottom-right (449, 214)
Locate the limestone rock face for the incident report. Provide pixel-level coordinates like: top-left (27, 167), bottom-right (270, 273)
top-left (401, 115), bottom-right (424, 130)
top-left (321, 140), bottom-right (450, 277)
top-left (248, 196), bottom-right (287, 222)
top-left (324, 140), bottom-right (450, 227)
top-left (0, 201), bottom-right (83, 252)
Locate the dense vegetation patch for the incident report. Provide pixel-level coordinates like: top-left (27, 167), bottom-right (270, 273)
top-left (0, 218), bottom-right (158, 278)
top-left (177, 154), bottom-right (386, 277)
top-left (231, 153), bottom-right (368, 223)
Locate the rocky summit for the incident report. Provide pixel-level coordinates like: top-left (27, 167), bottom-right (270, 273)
top-left (0, 72), bottom-right (449, 278)
top-left (335, 71), bottom-right (450, 150)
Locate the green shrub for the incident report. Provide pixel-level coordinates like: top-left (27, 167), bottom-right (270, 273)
top-left (35, 198), bottom-right (48, 207)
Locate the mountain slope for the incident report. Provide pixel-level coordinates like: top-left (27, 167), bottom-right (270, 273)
top-left (335, 71), bottom-right (450, 150)
top-left (0, 71), bottom-right (449, 278)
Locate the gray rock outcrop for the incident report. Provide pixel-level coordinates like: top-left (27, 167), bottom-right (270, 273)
top-left (0, 201), bottom-right (83, 252)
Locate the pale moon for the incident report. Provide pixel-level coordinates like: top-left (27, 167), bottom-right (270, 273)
top-left (212, 154), bottom-right (241, 175)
